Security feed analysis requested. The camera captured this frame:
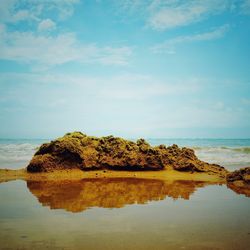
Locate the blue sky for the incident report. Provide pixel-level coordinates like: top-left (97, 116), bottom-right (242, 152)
top-left (0, 0), bottom-right (250, 139)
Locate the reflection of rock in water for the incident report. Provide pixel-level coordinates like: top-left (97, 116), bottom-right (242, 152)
top-left (227, 182), bottom-right (250, 198)
top-left (27, 178), bottom-right (211, 213)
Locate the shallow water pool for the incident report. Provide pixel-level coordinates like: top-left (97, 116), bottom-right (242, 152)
top-left (0, 178), bottom-right (249, 250)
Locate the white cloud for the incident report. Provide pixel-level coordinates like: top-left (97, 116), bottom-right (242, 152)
top-left (156, 105), bottom-right (248, 128)
top-left (0, 29), bottom-right (132, 68)
top-left (241, 98), bottom-right (250, 105)
top-left (149, 4), bottom-right (206, 30)
top-left (241, 0), bottom-right (250, 14)
top-left (114, 0), bottom-right (149, 13)
top-left (151, 24), bottom-right (230, 53)
top-left (0, 0), bottom-right (80, 24)
top-left (113, 0), bottom-right (237, 30)
top-left (0, 72), bottom-right (200, 100)
top-left (0, 1), bottom-right (131, 68)
top-left (0, 23), bottom-right (5, 33)
top-left (1, 72), bottom-right (249, 137)
top-left (38, 19), bottom-right (56, 32)
top-left (213, 101), bottom-right (225, 110)
top-left (97, 74), bottom-right (200, 100)
top-left (148, 0), bottom-right (231, 30)
top-left (12, 10), bottom-right (31, 22)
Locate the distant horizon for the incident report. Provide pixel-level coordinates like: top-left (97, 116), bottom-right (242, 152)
top-left (1, 136), bottom-right (250, 140)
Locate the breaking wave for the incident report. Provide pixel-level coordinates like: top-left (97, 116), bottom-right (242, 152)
top-left (193, 146), bottom-right (250, 170)
top-left (193, 146), bottom-right (250, 154)
top-left (0, 142), bottom-right (42, 169)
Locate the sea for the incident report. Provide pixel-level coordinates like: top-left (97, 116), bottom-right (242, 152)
top-left (0, 138), bottom-right (250, 170)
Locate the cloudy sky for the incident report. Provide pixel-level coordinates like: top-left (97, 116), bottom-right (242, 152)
top-left (0, 0), bottom-right (250, 139)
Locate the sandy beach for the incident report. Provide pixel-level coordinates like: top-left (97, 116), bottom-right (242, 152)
top-left (0, 168), bottom-right (226, 184)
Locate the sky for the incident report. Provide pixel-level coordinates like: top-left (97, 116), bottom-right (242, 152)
top-left (0, 0), bottom-right (250, 139)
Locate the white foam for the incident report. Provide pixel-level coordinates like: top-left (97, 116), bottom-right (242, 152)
top-left (0, 143), bottom-right (39, 169)
top-left (194, 146), bottom-right (250, 170)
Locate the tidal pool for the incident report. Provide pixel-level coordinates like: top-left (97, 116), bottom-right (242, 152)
top-left (0, 178), bottom-right (249, 250)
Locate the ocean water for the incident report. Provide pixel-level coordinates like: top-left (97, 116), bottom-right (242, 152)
top-left (0, 139), bottom-right (47, 170)
top-left (0, 138), bottom-right (250, 170)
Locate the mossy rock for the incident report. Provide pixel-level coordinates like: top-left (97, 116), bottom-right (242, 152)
top-left (27, 132), bottom-right (228, 176)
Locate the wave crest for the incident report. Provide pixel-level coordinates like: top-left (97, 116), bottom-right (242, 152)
top-left (193, 146), bottom-right (250, 154)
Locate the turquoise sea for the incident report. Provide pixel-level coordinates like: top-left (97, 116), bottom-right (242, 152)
top-left (0, 138), bottom-right (250, 170)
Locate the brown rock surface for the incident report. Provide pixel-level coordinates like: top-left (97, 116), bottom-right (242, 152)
top-left (226, 167), bottom-right (250, 197)
top-left (27, 132), bottom-right (227, 176)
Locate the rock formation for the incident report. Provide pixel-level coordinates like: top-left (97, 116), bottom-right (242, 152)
top-left (27, 132), bottom-right (227, 176)
top-left (226, 167), bottom-right (250, 197)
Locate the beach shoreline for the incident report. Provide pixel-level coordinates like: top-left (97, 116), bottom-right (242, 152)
top-left (0, 167), bottom-right (226, 184)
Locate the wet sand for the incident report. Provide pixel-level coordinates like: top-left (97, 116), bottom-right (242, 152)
top-left (0, 168), bottom-right (226, 184)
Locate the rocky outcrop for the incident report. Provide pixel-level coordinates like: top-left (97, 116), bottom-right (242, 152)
top-left (27, 132), bottom-right (227, 176)
top-left (226, 167), bottom-right (250, 183)
top-left (226, 167), bottom-right (250, 197)
top-left (155, 144), bottom-right (226, 176)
